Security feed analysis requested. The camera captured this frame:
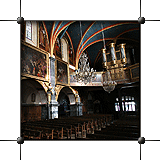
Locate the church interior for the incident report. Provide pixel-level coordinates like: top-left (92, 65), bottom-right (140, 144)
top-left (21, 21), bottom-right (140, 140)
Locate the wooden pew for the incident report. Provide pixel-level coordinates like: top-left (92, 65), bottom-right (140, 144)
top-left (22, 123), bottom-right (65, 139)
top-left (22, 126), bottom-right (55, 139)
top-left (56, 120), bottom-right (86, 138)
top-left (21, 128), bottom-right (42, 139)
top-left (21, 114), bottom-right (114, 140)
top-left (43, 120), bottom-right (79, 139)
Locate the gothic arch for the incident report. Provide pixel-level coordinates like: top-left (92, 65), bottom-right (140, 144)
top-left (61, 37), bottom-right (69, 62)
top-left (21, 78), bottom-right (47, 104)
top-left (56, 85), bottom-right (79, 105)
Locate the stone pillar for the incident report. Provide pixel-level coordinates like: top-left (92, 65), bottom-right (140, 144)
top-left (47, 93), bottom-right (51, 119)
top-left (77, 102), bottom-right (83, 116)
top-left (49, 57), bottom-right (59, 119)
top-left (69, 103), bottom-right (83, 116)
top-left (70, 104), bottom-right (78, 116)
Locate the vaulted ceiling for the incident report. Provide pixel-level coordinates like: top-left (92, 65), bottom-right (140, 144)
top-left (43, 21), bottom-right (140, 70)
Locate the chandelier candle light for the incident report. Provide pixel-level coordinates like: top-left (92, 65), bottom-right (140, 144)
top-left (101, 22), bottom-right (117, 93)
top-left (102, 71), bottom-right (117, 93)
top-left (74, 21), bottom-right (97, 85)
top-left (74, 52), bottom-right (96, 85)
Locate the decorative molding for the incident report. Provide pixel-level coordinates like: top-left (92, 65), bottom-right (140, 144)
top-left (36, 80), bottom-right (49, 93)
top-left (70, 64), bottom-right (139, 86)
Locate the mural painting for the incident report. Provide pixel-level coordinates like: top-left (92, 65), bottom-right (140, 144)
top-left (39, 22), bottom-right (50, 52)
top-left (21, 44), bottom-right (48, 80)
top-left (54, 38), bottom-right (62, 58)
top-left (57, 60), bottom-right (68, 85)
top-left (69, 47), bottom-right (73, 65)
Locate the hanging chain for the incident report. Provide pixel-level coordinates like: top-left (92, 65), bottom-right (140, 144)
top-left (101, 23), bottom-right (106, 49)
top-left (80, 21), bottom-right (84, 54)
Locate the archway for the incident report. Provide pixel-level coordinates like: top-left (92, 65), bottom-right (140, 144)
top-left (21, 79), bottom-right (48, 122)
top-left (57, 87), bottom-right (76, 104)
top-left (57, 87), bottom-right (77, 117)
top-left (57, 87), bottom-right (83, 117)
top-left (58, 91), bottom-right (70, 117)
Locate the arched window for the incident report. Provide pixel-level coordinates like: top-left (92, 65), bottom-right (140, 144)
top-left (25, 21), bottom-right (38, 47)
top-left (115, 96), bottom-right (136, 112)
top-left (31, 93), bottom-right (36, 102)
top-left (26, 21), bottom-right (32, 40)
top-left (61, 38), bottom-right (68, 62)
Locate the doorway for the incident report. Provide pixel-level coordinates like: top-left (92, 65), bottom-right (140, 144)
top-left (57, 87), bottom-right (76, 117)
top-left (58, 92), bottom-right (70, 117)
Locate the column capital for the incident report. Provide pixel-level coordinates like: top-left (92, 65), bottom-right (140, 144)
top-left (49, 56), bottom-right (56, 62)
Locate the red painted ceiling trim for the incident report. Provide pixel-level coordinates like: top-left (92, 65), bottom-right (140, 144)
top-left (54, 21), bottom-right (74, 41)
top-left (51, 21), bottom-right (62, 45)
top-left (78, 22), bottom-right (138, 58)
top-left (78, 38), bottom-right (113, 60)
top-left (50, 22), bottom-right (55, 49)
top-left (93, 28), bottom-right (140, 65)
top-left (76, 21), bottom-right (95, 59)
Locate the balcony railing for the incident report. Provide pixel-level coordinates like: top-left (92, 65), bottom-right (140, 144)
top-left (70, 63), bottom-right (139, 86)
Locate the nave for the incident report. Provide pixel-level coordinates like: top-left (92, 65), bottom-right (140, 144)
top-left (21, 113), bottom-right (140, 140)
top-left (21, 21), bottom-right (140, 141)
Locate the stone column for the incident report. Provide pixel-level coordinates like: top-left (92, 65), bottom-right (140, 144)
top-left (49, 57), bottom-right (59, 119)
top-left (47, 93), bottom-right (51, 119)
top-left (69, 104), bottom-right (77, 116)
top-left (77, 102), bottom-right (83, 116)
top-left (69, 103), bottom-right (83, 116)
top-left (75, 94), bottom-right (83, 116)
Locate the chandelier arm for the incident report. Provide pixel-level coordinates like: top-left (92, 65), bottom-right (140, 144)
top-left (73, 22), bottom-right (97, 85)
